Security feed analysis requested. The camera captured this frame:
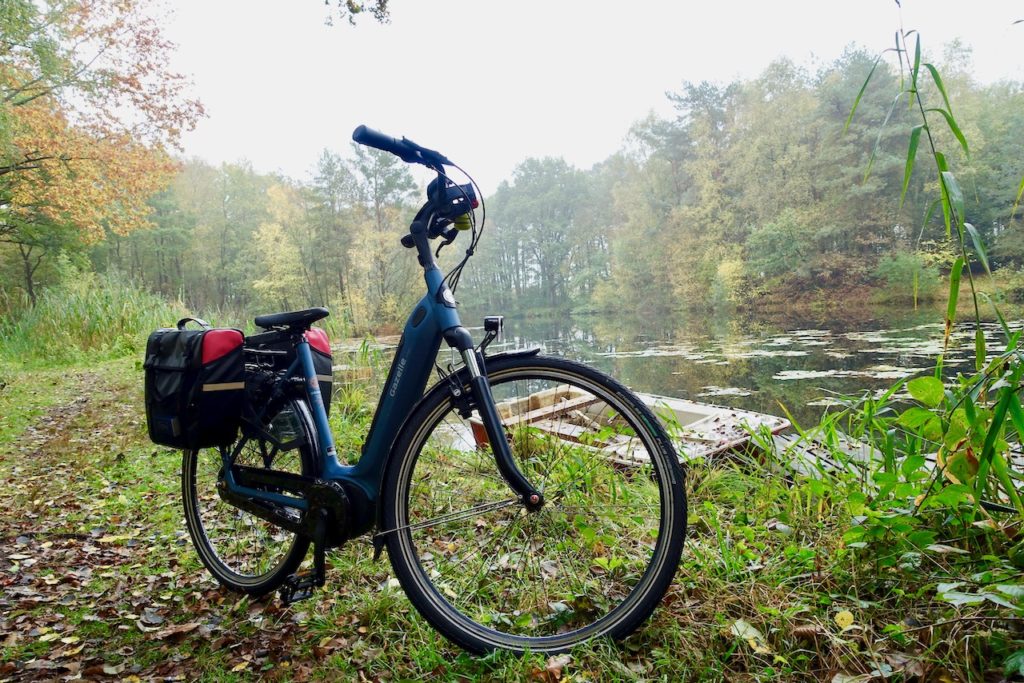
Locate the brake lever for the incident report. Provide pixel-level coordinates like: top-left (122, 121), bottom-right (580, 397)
top-left (434, 227), bottom-right (459, 257)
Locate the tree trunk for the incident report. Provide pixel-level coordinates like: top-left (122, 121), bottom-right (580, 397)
top-left (17, 243), bottom-right (42, 307)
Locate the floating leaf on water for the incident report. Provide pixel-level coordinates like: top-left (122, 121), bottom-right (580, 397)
top-left (864, 365), bottom-right (917, 379)
top-left (727, 349), bottom-right (809, 359)
top-left (763, 336), bottom-right (795, 347)
top-left (773, 370), bottom-right (843, 381)
top-left (597, 345), bottom-right (709, 360)
top-left (807, 398), bottom-right (843, 407)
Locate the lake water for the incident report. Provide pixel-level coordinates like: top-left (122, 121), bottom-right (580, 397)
top-left (458, 306), bottom-right (1021, 427)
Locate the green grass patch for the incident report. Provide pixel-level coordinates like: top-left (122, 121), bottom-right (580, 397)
top-left (0, 273), bottom-right (186, 368)
top-left (1, 343), bottom-right (1023, 680)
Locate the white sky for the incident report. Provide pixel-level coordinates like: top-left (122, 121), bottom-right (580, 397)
top-left (163, 0), bottom-right (1023, 191)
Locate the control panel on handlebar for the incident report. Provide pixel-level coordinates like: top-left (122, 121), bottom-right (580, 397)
top-left (426, 177), bottom-right (477, 221)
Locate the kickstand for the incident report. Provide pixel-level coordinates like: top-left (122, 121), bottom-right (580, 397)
top-left (279, 508), bottom-right (328, 606)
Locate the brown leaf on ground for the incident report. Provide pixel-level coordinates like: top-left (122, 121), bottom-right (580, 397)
top-left (151, 622), bottom-right (201, 641)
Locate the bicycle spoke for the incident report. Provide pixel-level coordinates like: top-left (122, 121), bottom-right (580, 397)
top-left (188, 403), bottom-right (308, 583)
top-left (404, 498), bottom-right (519, 533)
top-left (396, 368), bottom-right (680, 643)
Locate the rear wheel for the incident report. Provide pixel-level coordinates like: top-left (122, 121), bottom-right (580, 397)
top-left (382, 355), bottom-right (687, 653)
top-left (182, 399), bottom-right (315, 595)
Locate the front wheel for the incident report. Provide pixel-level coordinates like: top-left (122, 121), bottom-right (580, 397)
top-left (382, 355), bottom-right (687, 654)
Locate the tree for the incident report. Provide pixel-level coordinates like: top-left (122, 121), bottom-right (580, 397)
top-left (487, 158), bottom-right (586, 307)
top-left (324, 0), bottom-right (390, 26)
top-left (252, 222), bottom-right (305, 310)
top-left (349, 144), bottom-right (416, 321)
top-left (308, 149), bottom-right (361, 324)
top-left (0, 0), bottom-right (203, 301)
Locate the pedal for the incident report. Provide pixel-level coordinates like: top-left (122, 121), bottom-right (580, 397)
top-left (279, 508), bottom-right (329, 607)
top-left (279, 573), bottom-right (318, 605)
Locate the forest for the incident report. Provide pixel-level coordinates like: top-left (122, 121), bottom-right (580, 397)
top-left (4, 36), bottom-right (1024, 331)
top-left (6, 1), bottom-right (1024, 680)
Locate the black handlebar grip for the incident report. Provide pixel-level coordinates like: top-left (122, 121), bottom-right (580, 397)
top-left (352, 125), bottom-right (416, 161)
top-left (352, 125), bottom-right (453, 167)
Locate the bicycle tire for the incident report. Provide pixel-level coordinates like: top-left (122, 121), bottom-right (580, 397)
top-left (182, 398), bottom-right (316, 595)
top-left (381, 354), bottom-right (687, 653)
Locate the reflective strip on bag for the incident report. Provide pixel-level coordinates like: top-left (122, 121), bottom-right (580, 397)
top-left (201, 382), bottom-right (245, 392)
top-left (316, 375), bottom-right (332, 383)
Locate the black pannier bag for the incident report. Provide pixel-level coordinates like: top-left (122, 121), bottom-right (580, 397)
top-left (244, 327), bottom-right (333, 415)
top-left (144, 318), bottom-right (245, 449)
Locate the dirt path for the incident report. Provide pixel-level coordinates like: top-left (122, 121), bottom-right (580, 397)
top-left (0, 367), bottom-right (324, 681)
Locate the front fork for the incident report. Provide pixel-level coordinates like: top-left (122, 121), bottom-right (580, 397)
top-left (445, 327), bottom-right (544, 511)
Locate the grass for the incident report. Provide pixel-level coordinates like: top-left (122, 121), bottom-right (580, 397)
top-left (1, 350), bottom-right (1021, 681)
top-left (0, 273), bottom-right (187, 367)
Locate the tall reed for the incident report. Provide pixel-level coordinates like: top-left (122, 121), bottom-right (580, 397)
top-left (0, 273), bottom-right (186, 366)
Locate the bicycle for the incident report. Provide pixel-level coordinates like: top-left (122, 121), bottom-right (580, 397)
top-left (178, 125), bottom-right (687, 654)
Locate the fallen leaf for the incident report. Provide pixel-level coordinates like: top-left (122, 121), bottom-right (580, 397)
top-left (747, 637), bottom-right (771, 654)
top-left (926, 543), bottom-right (969, 555)
top-left (546, 653), bottom-right (571, 679)
top-left (151, 622), bottom-right (200, 641)
top-left (832, 674), bottom-right (871, 683)
top-left (834, 610), bottom-right (854, 629)
top-left (139, 609), bottom-right (165, 626)
top-left (730, 618), bottom-right (764, 642)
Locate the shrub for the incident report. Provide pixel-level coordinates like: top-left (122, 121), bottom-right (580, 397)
top-left (873, 251), bottom-right (940, 303)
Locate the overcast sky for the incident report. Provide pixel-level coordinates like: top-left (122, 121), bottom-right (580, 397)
top-left (163, 1), bottom-right (1023, 192)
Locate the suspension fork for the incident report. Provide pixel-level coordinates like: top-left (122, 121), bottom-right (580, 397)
top-left (444, 327), bottom-right (544, 510)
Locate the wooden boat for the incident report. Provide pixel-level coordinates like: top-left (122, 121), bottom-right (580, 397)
top-left (469, 385), bottom-right (790, 466)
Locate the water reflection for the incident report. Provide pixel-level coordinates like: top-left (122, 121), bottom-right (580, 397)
top-left (471, 308), bottom-right (1023, 427)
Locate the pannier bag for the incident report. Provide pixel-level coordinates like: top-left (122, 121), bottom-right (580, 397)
top-left (244, 327), bottom-right (333, 415)
top-left (144, 318), bottom-right (245, 449)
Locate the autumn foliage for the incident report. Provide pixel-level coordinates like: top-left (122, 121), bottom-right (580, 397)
top-left (0, 0), bottom-right (203, 300)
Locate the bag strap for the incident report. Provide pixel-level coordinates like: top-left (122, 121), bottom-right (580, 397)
top-left (177, 317), bottom-right (211, 330)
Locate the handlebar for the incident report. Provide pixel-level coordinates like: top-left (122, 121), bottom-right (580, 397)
top-left (353, 125), bottom-right (478, 252)
top-left (351, 125), bottom-right (453, 168)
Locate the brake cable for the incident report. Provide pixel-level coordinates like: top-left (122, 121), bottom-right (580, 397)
top-left (437, 163), bottom-right (486, 297)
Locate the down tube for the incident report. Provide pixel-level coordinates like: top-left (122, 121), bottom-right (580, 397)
top-left (323, 295), bottom-right (449, 497)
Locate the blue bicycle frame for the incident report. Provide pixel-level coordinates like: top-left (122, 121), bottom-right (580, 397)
top-left (221, 213), bottom-right (542, 539)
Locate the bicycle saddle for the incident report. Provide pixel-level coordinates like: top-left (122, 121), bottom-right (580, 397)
top-left (254, 307), bottom-right (329, 330)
